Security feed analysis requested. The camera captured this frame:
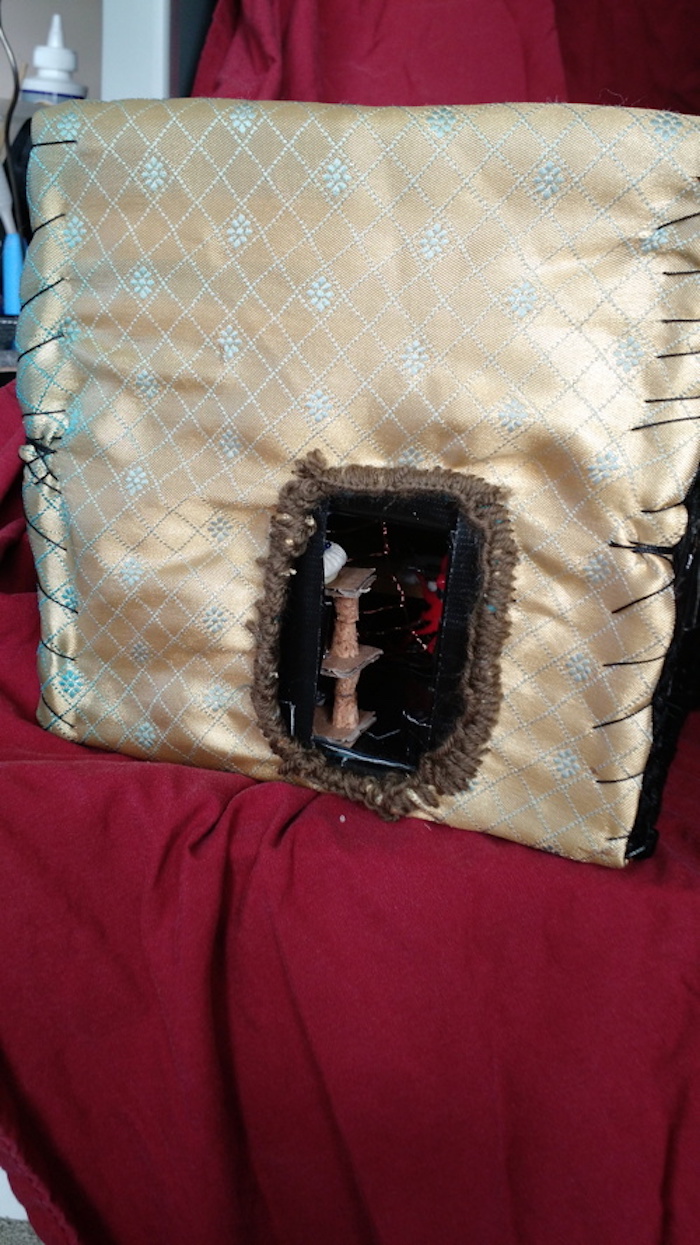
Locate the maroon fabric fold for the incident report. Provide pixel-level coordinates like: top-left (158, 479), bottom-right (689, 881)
top-left (2, 375), bottom-right (700, 1245)
top-left (192, 0), bottom-right (567, 105)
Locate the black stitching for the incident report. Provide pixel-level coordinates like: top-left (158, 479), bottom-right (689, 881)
top-left (21, 278), bottom-right (66, 311)
top-left (656, 210), bottom-right (700, 229)
top-left (644, 393), bottom-right (700, 404)
top-left (657, 348), bottom-right (700, 359)
top-left (594, 702), bottom-right (650, 730)
top-left (31, 213), bottom-right (66, 233)
top-left (40, 641), bottom-right (76, 661)
top-left (40, 693), bottom-right (73, 726)
top-left (24, 516), bottom-right (66, 551)
top-left (610, 539), bottom-right (675, 556)
top-left (16, 333), bottom-right (64, 362)
top-left (596, 771), bottom-right (645, 785)
top-left (603, 654), bottom-right (665, 668)
top-left (37, 580), bottom-right (78, 615)
top-left (611, 581), bottom-right (674, 614)
top-left (632, 415), bottom-right (700, 430)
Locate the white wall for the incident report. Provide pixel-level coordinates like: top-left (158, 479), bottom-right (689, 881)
top-left (0, 1168), bottom-right (27, 1221)
top-left (0, 0), bottom-right (102, 103)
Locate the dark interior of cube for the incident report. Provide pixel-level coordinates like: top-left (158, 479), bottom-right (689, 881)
top-left (278, 490), bottom-right (484, 776)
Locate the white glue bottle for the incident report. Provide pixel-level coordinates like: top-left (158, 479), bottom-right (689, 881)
top-left (21, 13), bottom-right (87, 108)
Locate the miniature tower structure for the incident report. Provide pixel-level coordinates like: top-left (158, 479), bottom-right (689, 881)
top-left (313, 566), bottom-right (382, 746)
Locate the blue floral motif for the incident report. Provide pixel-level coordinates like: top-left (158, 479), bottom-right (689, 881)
top-left (133, 720), bottom-right (158, 750)
top-left (425, 107), bottom-right (458, 138)
top-left (118, 556), bottom-right (146, 589)
top-left (201, 683), bottom-right (237, 714)
top-left (640, 228), bottom-right (667, 254)
top-left (207, 514), bottom-right (232, 547)
top-left (57, 665), bottom-right (85, 699)
top-left (588, 449), bottom-right (622, 486)
top-left (651, 111), bottom-right (684, 142)
top-left (131, 639), bottom-right (151, 664)
top-left (584, 551), bottom-right (612, 587)
top-left (201, 603), bottom-right (231, 639)
top-left (140, 156), bottom-right (168, 193)
top-left (506, 281), bottom-right (538, 319)
top-left (532, 161), bottom-right (566, 201)
top-left (307, 276), bottom-right (334, 312)
top-left (552, 748), bottom-right (581, 780)
top-left (133, 370), bottom-right (161, 400)
top-left (401, 339), bottom-right (429, 377)
top-left (129, 265), bottom-right (156, 301)
top-left (227, 213), bottom-right (253, 250)
top-left (64, 214), bottom-right (87, 249)
top-left (613, 336), bottom-right (644, 373)
top-left (218, 327), bottom-right (243, 361)
top-left (124, 464), bottom-right (149, 497)
top-left (55, 111), bottom-right (81, 142)
top-left (566, 652), bottom-right (594, 684)
top-left (498, 398), bottom-right (528, 432)
top-left (420, 223), bottom-right (449, 260)
top-left (322, 157), bottom-right (352, 197)
top-left (229, 100), bottom-right (258, 135)
top-left (397, 446), bottom-right (424, 468)
top-left (60, 316), bottom-right (81, 345)
top-left (305, 389), bottom-right (333, 423)
top-left (220, 423), bottom-right (242, 459)
top-left (60, 582), bottom-right (79, 612)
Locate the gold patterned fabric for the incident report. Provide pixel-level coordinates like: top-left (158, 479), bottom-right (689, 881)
top-left (16, 98), bottom-right (700, 866)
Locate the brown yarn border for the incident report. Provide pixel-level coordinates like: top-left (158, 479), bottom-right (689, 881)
top-left (250, 452), bottom-right (518, 819)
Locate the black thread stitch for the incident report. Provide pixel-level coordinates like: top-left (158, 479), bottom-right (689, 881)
top-left (657, 348), bottom-right (700, 359)
top-left (603, 654), bottom-right (665, 668)
top-left (40, 692), bottom-right (73, 726)
top-left (25, 464), bottom-right (61, 495)
top-left (31, 139), bottom-right (78, 147)
top-left (37, 581), bottom-right (78, 615)
top-left (16, 334), bottom-right (64, 362)
top-left (632, 415), bottom-right (700, 430)
top-left (40, 641), bottom-right (76, 661)
top-left (609, 540), bottom-right (675, 559)
top-left (593, 702), bottom-right (651, 730)
top-left (24, 515), bottom-right (66, 552)
top-left (663, 269), bottom-right (700, 276)
top-left (611, 580), bottom-right (674, 614)
top-left (655, 210), bottom-right (700, 229)
top-left (596, 771), bottom-right (645, 785)
top-left (30, 213), bottom-right (66, 233)
top-left (642, 500), bottom-right (684, 514)
top-left (21, 278), bottom-right (67, 311)
top-left (644, 393), bottom-right (700, 403)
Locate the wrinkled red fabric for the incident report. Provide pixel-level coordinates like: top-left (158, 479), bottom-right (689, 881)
top-left (2, 377), bottom-right (700, 1245)
top-left (193, 0), bottom-right (700, 115)
top-left (555, 0), bottom-right (700, 114)
top-left (192, 0), bottom-right (568, 105)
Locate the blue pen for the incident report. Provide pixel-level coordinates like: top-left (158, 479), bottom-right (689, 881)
top-left (2, 229), bottom-right (23, 316)
top-left (0, 162), bottom-right (23, 315)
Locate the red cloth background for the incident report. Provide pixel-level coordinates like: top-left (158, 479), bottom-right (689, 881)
top-left (2, 371), bottom-right (700, 1244)
top-left (2, 4), bottom-right (700, 1242)
top-left (193, 0), bottom-right (700, 113)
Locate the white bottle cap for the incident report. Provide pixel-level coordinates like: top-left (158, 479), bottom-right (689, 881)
top-left (21, 14), bottom-right (87, 100)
